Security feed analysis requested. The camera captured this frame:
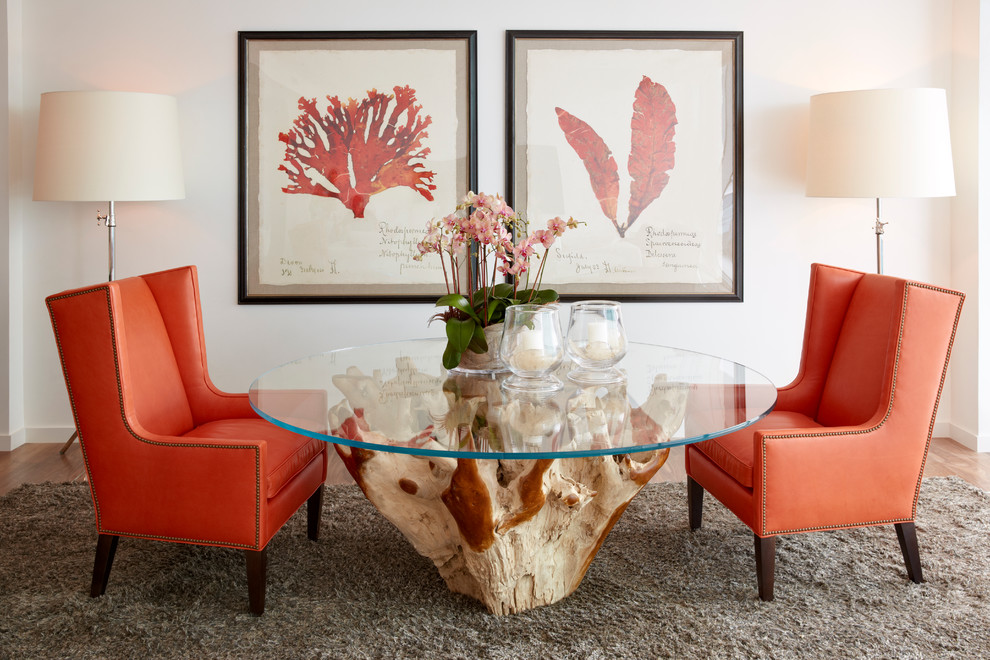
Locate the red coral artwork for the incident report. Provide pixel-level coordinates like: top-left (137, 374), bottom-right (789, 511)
top-left (278, 85), bottom-right (437, 219)
top-left (556, 76), bottom-right (677, 237)
top-left (555, 107), bottom-right (619, 224)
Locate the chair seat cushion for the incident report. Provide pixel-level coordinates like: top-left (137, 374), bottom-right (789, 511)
top-left (693, 411), bottom-right (822, 488)
top-left (182, 419), bottom-right (326, 498)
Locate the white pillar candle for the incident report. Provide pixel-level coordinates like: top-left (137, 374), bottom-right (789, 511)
top-left (587, 320), bottom-right (609, 344)
top-left (519, 328), bottom-right (543, 351)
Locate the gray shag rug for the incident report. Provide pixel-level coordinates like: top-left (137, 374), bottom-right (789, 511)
top-left (2, 477), bottom-right (989, 659)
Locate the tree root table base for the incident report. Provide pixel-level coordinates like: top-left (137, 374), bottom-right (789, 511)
top-left (334, 444), bottom-right (668, 615)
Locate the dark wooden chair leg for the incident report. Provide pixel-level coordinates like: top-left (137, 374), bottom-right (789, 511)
top-left (90, 534), bottom-right (119, 597)
top-left (687, 476), bottom-right (704, 530)
top-left (59, 430), bottom-right (79, 455)
top-left (245, 547), bottom-right (267, 616)
top-left (755, 534), bottom-right (776, 601)
top-left (895, 522), bottom-right (924, 583)
top-left (307, 483), bottom-right (324, 541)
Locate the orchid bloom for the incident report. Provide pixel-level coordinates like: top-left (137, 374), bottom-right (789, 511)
top-left (530, 229), bottom-right (555, 249)
top-left (547, 216), bottom-right (568, 235)
top-left (413, 190), bottom-right (580, 312)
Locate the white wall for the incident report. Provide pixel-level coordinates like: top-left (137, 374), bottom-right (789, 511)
top-left (1, 0), bottom-right (24, 450)
top-left (7, 0), bottom-right (973, 445)
top-left (978, 2), bottom-right (990, 451)
top-left (949, 0), bottom-right (990, 451)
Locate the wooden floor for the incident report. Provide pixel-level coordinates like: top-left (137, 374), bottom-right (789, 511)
top-left (1, 436), bottom-right (989, 496)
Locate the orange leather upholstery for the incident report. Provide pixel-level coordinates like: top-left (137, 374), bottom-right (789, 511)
top-left (685, 263), bottom-right (964, 600)
top-left (46, 265), bottom-right (328, 614)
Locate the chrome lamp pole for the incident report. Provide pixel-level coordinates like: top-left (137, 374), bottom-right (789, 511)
top-left (99, 201), bottom-right (117, 282)
top-left (874, 198), bottom-right (886, 275)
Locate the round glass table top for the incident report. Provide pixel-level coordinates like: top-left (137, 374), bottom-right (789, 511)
top-left (249, 338), bottom-right (776, 460)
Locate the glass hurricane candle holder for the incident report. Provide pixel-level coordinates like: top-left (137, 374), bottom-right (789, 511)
top-left (500, 304), bottom-right (564, 394)
top-left (565, 300), bottom-right (628, 384)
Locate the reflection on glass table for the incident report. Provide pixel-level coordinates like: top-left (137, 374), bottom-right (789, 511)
top-left (250, 339), bottom-right (775, 615)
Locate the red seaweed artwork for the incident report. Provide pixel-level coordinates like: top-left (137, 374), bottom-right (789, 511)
top-left (278, 85), bottom-right (436, 219)
top-left (555, 108), bottom-right (620, 223)
top-left (556, 76), bottom-right (676, 237)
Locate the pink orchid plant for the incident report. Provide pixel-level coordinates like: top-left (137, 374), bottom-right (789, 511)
top-left (413, 191), bottom-right (580, 369)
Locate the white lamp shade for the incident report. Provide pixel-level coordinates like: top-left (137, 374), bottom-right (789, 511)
top-left (33, 91), bottom-right (185, 202)
top-left (806, 88), bottom-right (955, 198)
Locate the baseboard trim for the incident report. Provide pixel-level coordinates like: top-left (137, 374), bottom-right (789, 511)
top-left (0, 428), bottom-right (27, 451)
top-left (25, 427), bottom-right (76, 445)
top-left (1, 427), bottom-right (77, 453)
top-left (946, 423), bottom-right (990, 453)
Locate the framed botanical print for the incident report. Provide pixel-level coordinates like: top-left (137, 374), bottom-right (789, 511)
top-left (507, 31), bottom-right (743, 301)
top-left (239, 31), bottom-right (477, 302)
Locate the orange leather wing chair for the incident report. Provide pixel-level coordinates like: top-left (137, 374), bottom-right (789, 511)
top-left (685, 263), bottom-right (964, 601)
top-left (46, 265), bottom-right (328, 615)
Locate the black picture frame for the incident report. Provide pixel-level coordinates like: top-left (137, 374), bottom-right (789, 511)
top-left (506, 30), bottom-right (743, 301)
top-left (238, 30), bottom-right (478, 303)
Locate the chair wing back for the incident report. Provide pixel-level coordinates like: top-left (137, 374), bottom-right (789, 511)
top-left (115, 277), bottom-right (196, 436)
top-left (48, 284), bottom-right (131, 457)
top-left (777, 264), bottom-right (864, 417)
top-left (138, 266), bottom-right (231, 425)
top-left (816, 274), bottom-right (903, 427)
top-left (878, 281), bottom-right (964, 469)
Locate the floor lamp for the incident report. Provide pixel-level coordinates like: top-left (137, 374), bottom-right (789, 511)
top-left (805, 88), bottom-right (955, 274)
top-left (33, 91), bottom-right (185, 452)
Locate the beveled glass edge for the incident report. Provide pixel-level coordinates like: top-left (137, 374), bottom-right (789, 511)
top-left (250, 395), bottom-right (776, 459)
top-left (249, 337), bottom-right (778, 459)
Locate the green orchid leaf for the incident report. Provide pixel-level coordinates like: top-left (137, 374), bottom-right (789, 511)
top-left (466, 323), bottom-right (489, 353)
top-left (515, 288), bottom-right (559, 305)
top-left (534, 288), bottom-right (560, 304)
top-left (471, 288), bottom-right (490, 306)
top-left (445, 317), bottom-right (477, 352)
top-left (442, 317), bottom-right (480, 369)
top-left (491, 282), bottom-right (515, 299)
top-left (435, 294), bottom-right (481, 323)
top-left (514, 288), bottom-right (534, 302)
top-left (442, 343), bottom-right (462, 370)
top-left (486, 299), bottom-right (508, 323)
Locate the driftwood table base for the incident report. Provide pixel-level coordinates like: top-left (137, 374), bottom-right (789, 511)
top-left (335, 443), bottom-right (667, 614)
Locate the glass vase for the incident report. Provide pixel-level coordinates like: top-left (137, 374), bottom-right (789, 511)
top-left (499, 304), bottom-right (564, 394)
top-left (565, 300), bottom-right (628, 384)
top-left (450, 322), bottom-right (508, 377)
